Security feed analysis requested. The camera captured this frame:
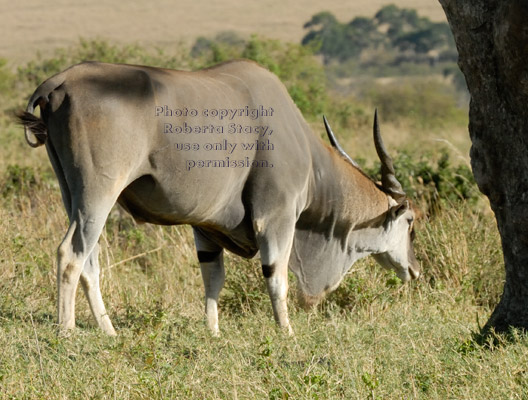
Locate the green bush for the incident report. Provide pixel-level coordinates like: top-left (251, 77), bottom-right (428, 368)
top-left (365, 150), bottom-right (479, 213)
top-left (191, 31), bottom-right (246, 64)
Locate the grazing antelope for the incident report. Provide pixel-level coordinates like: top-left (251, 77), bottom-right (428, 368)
top-left (18, 60), bottom-right (419, 335)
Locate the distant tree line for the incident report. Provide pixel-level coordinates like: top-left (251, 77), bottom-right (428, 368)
top-left (301, 4), bottom-right (456, 65)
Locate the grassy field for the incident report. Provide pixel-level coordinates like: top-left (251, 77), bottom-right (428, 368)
top-left (0, 163), bottom-right (522, 399)
top-left (0, 169), bottom-right (519, 399)
top-left (2, 0), bottom-right (446, 65)
top-left (1, 34), bottom-right (526, 399)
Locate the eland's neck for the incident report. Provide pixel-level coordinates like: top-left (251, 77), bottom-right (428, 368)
top-left (303, 141), bottom-right (390, 231)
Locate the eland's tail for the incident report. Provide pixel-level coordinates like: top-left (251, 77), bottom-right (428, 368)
top-left (16, 69), bottom-right (68, 148)
top-left (16, 110), bottom-right (47, 148)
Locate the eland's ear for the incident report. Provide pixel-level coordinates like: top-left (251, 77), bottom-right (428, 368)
top-left (389, 199), bottom-right (410, 219)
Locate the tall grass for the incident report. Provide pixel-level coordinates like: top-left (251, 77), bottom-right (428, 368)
top-left (0, 177), bottom-right (518, 399)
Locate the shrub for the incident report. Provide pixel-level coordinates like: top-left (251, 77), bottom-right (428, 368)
top-left (364, 150), bottom-right (479, 214)
top-left (191, 31), bottom-right (246, 64)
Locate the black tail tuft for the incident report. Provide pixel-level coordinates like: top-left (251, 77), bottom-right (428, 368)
top-left (16, 111), bottom-right (48, 147)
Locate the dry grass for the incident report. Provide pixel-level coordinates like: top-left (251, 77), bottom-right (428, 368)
top-left (0, 175), bottom-right (523, 399)
top-left (0, 109), bottom-right (521, 399)
top-left (318, 120), bottom-right (472, 167)
top-left (2, 0), bottom-right (446, 65)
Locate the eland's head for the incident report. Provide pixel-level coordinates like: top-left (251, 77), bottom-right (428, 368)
top-left (324, 110), bottom-right (420, 282)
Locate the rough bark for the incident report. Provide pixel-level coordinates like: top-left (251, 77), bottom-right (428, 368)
top-left (439, 0), bottom-right (528, 333)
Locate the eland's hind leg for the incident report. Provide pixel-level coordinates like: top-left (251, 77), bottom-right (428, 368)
top-left (47, 144), bottom-right (117, 334)
top-left (57, 197), bottom-right (116, 334)
top-left (80, 243), bottom-right (116, 335)
top-left (54, 180), bottom-right (117, 334)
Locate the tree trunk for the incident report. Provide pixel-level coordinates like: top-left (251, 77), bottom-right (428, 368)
top-left (439, 0), bottom-right (528, 333)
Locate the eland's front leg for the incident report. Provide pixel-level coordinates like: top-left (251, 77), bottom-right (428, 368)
top-left (254, 215), bottom-right (296, 335)
top-left (193, 228), bottom-right (225, 335)
top-left (262, 259), bottom-right (293, 335)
